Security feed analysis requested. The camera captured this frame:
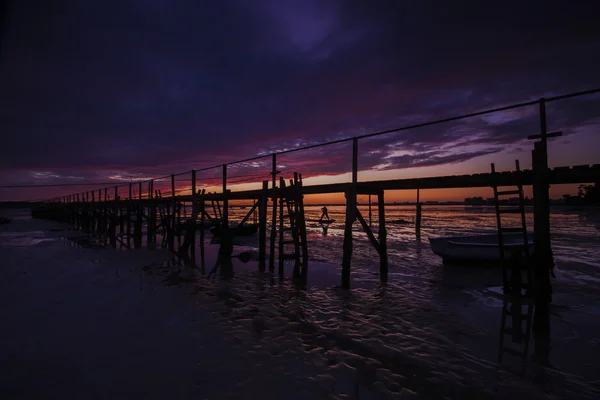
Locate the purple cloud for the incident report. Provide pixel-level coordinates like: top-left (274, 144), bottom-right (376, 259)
top-left (0, 1), bottom-right (599, 200)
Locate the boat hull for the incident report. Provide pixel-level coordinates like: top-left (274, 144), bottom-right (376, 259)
top-left (429, 233), bottom-right (534, 264)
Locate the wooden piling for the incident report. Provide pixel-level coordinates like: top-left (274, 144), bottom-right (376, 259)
top-left (531, 97), bottom-right (555, 349)
top-left (368, 194), bottom-right (372, 226)
top-left (191, 170), bottom-right (197, 250)
top-left (222, 164), bottom-right (228, 232)
top-left (378, 190), bottom-right (388, 283)
top-left (147, 180), bottom-right (155, 244)
top-left (278, 177), bottom-right (285, 276)
top-left (259, 181), bottom-right (268, 271)
top-left (416, 188), bottom-right (422, 239)
top-left (170, 174), bottom-right (176, 251)
top-left (341, 137), bottom-right (359, 289)
top-left (269, 153), bottom-right (278, 273)
top-left (200, 190), bottom-right (206, 270)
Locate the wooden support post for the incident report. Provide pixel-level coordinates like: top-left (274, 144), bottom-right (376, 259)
top-left (378, 190), bottom-right (388, 283)
top-left (147, 180), bottom-right (154, 244)
top-left (355, 208), bottom-right (380, 253)
top-left (200, 190), bottom-right (206, 271)
top-left (114, 186), bottom-right (118, 201)
top-left (368, 194), bottom-right (372, 226)
top-left (170, 174), bottom-right (176, 250)
top-left (138, 182), bottom-right (142, 200)
top-left (278, 177), bottom-right (285, 276)
top-left (259, 181), bottom-right (268, 272)
top-left (222, 164), bottom-right (228, 232)
top-left (531, 97), bottom-right (554, 362)
top-left (341, 137), bottom-right (359, 289)
top-left (269, 153), bottom-right (278, 273)
top-left (416, 188), bottom-right (422, 239)
top-left (191, 170), bottom-right (196, 250)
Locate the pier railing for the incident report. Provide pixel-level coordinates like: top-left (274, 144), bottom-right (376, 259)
top-left (46, 87), bottom-right (599, 204)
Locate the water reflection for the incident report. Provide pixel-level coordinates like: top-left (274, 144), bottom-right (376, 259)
top-left (497, 294), bottom-right (553, 378)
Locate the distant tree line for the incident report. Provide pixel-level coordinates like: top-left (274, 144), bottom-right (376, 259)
top-left (563, 182), bottom-right (599, 205)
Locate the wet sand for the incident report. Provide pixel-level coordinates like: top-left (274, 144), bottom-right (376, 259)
top-left (1, 216), bottom-right (600, 399)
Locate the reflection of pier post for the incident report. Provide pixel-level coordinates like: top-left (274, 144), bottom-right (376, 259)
top-left (341, 138), bottom-right (358, 289)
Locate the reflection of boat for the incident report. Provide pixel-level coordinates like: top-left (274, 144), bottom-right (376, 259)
top-left (211, 223), bottom-right (259, 237)
top-left (0, 216), bottom-right (12, 224)
top-left (429, 233), bottom-right (534, 264)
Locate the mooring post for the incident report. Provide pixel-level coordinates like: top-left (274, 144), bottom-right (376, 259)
top-left (416, 188), bottom-right (422, 239)
top-left (259, 181), bottom-right (268, 271)
top-left (341, 137), bottom-right (359, 289)
top-left (378, 190), bottom-right (388, 283)
top-left (269, 153), bottom-right (278, 273)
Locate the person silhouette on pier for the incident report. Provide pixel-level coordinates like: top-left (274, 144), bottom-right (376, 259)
top-left (319, 205), bottom-right (330, 222)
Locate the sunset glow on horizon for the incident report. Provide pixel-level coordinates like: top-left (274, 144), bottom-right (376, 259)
top-left (1, 2), bottom-right (599, 202)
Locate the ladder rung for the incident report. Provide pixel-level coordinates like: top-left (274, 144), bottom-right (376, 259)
top-left (500, 227), bottom-right (524, 233)
top-left (501, 347), bottom-right (526, 358)
top-left (499, 208), bottom-right (522, 214)
top-left (497, 190), bottom-right (521, 196)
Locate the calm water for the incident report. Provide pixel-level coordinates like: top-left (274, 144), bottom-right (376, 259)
top-left (220, 204), bottom-right (600, 283)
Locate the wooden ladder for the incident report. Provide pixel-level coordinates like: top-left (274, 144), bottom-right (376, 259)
top-left (491, 160), bottom-right (533, 295)
top-left (277, 175), bottom-right (308, 280)
top-left (498, 294), bottom-right (534, 364)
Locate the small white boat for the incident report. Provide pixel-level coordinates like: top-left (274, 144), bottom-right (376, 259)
top-left (429, 233), bottom-right (534, 264)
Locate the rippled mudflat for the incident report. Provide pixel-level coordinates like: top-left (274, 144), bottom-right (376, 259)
top-left (1, 207), bottom-right (599, 399)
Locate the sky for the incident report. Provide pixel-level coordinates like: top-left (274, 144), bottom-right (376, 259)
top-left (1, 0), bottom-right (599, 202)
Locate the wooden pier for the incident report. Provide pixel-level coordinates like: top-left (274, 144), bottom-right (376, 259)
top-left (32, 90), bottom-right (600, 300)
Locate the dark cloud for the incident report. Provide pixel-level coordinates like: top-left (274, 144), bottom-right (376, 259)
top-left (1, 0), bottom-right (599, 199)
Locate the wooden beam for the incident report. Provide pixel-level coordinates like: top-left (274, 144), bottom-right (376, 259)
top-left (355, 208), bottom-right (380, 254)
top-left (238, 200), bottom-right (259, 227)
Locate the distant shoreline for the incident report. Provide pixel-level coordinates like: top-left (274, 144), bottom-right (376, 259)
top-left (1, 201), bottom-right (598, 209)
